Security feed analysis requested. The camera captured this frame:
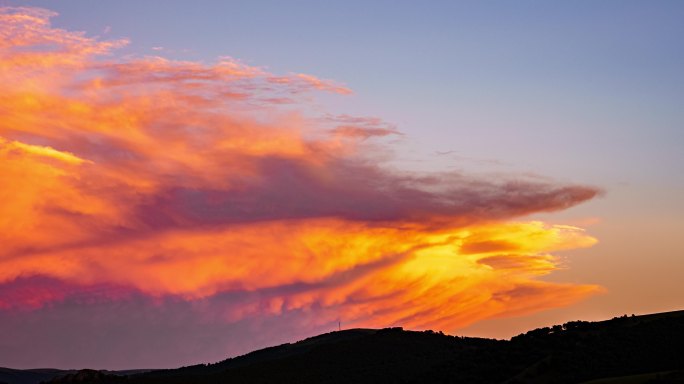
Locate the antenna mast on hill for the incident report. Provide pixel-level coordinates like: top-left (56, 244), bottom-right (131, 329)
top-left (338, 321), bottom-right (341, 331)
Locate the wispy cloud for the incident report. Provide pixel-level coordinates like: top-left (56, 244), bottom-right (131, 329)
top-left (326, 114), bottom-right (402, 140)
top-left (0, 7), bottom-right (601, 367)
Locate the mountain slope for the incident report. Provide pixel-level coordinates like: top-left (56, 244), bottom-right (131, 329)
top-left (0, 369), bottom-right (77, 384)
top-left (4, 310), bottom-right (683, 384)
top-left (0, 369), bottom-right (151, 384)
top-left (124, 310), bottom-right (684, 384)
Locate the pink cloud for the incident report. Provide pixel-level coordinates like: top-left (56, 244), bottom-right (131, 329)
top-left (0, 6), bottom-right (602, 368)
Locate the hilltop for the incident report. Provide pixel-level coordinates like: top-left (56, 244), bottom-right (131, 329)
top-left (2, 310), bottom-right (683, 384)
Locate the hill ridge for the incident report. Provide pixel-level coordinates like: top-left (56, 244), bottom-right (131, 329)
top-left (2, 310), bottom-right (683, 384)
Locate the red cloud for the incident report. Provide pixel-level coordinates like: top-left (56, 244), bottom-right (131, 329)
top-left (0, 6), bottom-right (601, 367)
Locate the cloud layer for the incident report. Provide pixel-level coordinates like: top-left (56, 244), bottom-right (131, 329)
top-left (0, 7), bottom-right (600, 367)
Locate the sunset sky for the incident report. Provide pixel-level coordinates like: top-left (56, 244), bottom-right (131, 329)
top-left (1, 0), bottom-right (682, 369)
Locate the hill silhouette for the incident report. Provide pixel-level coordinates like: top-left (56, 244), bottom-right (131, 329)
top-left (2, 310), bottom-right (683, 384)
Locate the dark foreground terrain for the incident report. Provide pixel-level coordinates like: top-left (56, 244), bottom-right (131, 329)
top-left (2, 310), bottom-right (683, 384)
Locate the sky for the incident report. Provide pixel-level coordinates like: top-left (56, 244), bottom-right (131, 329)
top-left (0, 0), bottom-right (682, 369)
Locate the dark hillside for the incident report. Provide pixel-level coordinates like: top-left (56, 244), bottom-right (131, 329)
top-left (5, 309), bottom-right (681, 384)
top-left (130, 310), bottom-right (684, 384)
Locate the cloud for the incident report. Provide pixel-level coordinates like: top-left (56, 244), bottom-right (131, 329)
top-left (0, 7), bottom-right (601, 367)
top-left (326, 114), bottom-right (402, 140)
top-left (291, 73), bottom-right (353, 95)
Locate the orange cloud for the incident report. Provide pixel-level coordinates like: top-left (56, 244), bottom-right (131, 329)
top-left (0, 6), bottom-right (600, 338)
top-left (326, 114), bottom-right (402, 140)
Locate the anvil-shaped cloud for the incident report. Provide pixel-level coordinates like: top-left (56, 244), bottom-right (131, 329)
top-left (0, 7), bottom-right (600, 367)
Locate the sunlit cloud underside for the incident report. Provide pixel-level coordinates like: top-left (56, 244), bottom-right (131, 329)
top-left (1, 7), bottom-right (600, 336)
